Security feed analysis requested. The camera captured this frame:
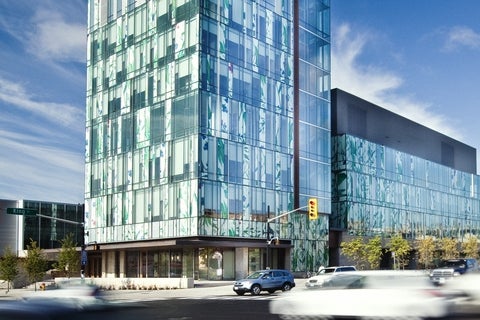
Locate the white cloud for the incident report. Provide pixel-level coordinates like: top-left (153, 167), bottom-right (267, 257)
top-left (331, 23), bottom-right (464, 142)
top-left (0, 130), bottom-right (84, 203)
top-left (444, 26), bottom-right (480, 51)
top-left (0, 76), bottom-right (84, 203)
top-left (0, 77), bottom-right (84, 132)
top-left (28, 9), bottom-right (86, 63)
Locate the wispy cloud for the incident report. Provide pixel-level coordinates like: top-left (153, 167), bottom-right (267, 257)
top-left (0, 76), bottom-right (85, 203)
top-left (0, 77), bottom-right (84, 132)
top-left (0, 1), bottom-right (86, 203)
top-left (0, 131), bottom-right (84, 203)
top-left (444, 26), bottom-right (480, 51)
top-left (331, 23), bottom-right (464, 142)
top-left (27, 8), bottom-right (86, 63)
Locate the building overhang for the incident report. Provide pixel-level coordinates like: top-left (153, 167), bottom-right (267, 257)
top-left (92, 236), bottom-right (293, 251)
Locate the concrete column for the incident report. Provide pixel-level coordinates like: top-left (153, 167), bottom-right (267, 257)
top-left (119, 250), bottom-right (126, 278)
top-left (235, 247), bottom-right (249, 279)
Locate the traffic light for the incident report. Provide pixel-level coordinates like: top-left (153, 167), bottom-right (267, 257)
top-left (308, 198), bottom-right (318, 220)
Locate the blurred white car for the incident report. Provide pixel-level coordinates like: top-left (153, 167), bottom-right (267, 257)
top-left (271, 270), bottom-right (452, 319)
top-left (305, 266), bottom-right (357, 289)
top-left (439, 273), bottom-right (480, 315)
top-left (22, 280), bottom-right (104, 309)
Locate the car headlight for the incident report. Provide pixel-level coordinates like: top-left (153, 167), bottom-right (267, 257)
top-left (453, 272), bottom-right (461, 276)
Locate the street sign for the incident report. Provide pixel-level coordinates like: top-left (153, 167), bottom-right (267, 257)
top-left (6, 208), bottom-right (38, 215)
top-left (81, 249), bottom-right (88, 265)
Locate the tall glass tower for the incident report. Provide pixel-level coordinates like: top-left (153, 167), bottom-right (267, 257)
top-left (85, 0), bottom-right (330, 280)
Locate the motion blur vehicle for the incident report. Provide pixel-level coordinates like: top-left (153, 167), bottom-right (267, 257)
top-left (233, 269), bottom-right (295, 295)
top-left (271, 270), bottom-right (452, 319)
top-left (430, 258), bottom-right (479, 286)
top-left (0, 298), bottom-right (82, 320)
top-left (305, 271), bottom-right (360, 289)
top-left (305, 265), bottom-right (357, 288)
top-left (22, 280), bottom-right (105, 308)
top-left (317, 265), bottom-right (357, 274)
top-left (439, 273), bottom-right (480, 315)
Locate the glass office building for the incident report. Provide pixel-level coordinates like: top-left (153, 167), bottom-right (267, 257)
top-left (332, 135), bottom-right (480, 238)
top-left (0, 199), bottom-right (84, 256)
top-left (85, 0), bottom-right (331, 279)
top-left (330, 89), bottom-right (480, 266)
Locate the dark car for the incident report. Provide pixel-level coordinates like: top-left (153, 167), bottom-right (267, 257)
top-left (430, 258), bottom-right (479, 285)
top-left (233, 269), bottom-right (296, 295)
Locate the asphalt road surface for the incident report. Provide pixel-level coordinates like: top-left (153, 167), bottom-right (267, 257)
top-left (3, 296), bottom-right (480, 320)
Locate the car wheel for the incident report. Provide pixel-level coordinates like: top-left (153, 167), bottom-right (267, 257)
top-left (251, 284), bottom-right (261, 295)
top-left (236, 291), bottom-right (245, 296)
top-left (281, 282), bottom-right (292, 291)
top-left (267, 289), bottom-right (275, 294)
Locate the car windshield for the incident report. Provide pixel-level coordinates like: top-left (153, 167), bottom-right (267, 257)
top-left (319, 268), bottom-right (335, 274)
top-left (440, 260), bottom-right (465, 268)
top-left (246, 271), bottom-right (267, 279)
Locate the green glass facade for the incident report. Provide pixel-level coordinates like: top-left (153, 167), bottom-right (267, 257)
top-left (332, 134), bottom-right (480, 240)
top-left (85, 0), bottom-right (331, 279)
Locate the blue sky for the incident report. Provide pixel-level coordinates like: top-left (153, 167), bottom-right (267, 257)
top-left (0, 0), bottom-right (479, 204)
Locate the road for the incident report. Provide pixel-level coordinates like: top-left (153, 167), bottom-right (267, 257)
top-left (103, 298), bottom-right (279, 320)
top-left (2, 279), bottom-right (480, 320)
top-left (101, 298), bottom-right (480, 320)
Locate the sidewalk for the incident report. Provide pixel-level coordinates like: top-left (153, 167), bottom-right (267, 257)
top-left (0, 279), bottom-right (306, 301)
top-left (0, 280), bottom-right (235, 300)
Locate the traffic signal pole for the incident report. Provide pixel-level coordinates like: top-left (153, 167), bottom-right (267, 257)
top-left (265, 200), bottom-right (317, 270)
top-left (265, 205), bottom-right (307, 269)
top-left (266, 205), bottom-right (307, 224)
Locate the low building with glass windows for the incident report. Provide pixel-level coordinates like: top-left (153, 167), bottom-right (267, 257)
top-left (84, 0), bottom-right (331, 280)
top-left (0, 199), bottom-right (84, 260)
top-left (329, 88), bottom-right (480, 267)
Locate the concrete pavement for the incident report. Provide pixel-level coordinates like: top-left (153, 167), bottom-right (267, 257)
top-left (0, 278), bottom-right (307, 301)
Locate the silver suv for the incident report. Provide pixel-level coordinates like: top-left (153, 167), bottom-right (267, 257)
top-left (233, 269), bottom-right (296, 295)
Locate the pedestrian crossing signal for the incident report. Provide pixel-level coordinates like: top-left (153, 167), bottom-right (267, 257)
top-left (308, 198), bottom-right (318, 220)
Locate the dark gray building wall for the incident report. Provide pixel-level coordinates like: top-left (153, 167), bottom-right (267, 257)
top-left (331, 88), bottom-right (477, 174)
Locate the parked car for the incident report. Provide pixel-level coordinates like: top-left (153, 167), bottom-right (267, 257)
top-left (271, 270), bottom-right (452, 319)
top-left (305, 265), bottom-right (357, 289)
top-left (233, 269), bottom-right (295, 295)
top-left (430, 258), bottom-right (479, 285)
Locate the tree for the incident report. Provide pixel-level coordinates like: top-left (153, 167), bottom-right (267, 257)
top-left (23, 239), bottom-right (48, 291)
top-left (54, 233), bottom-right (80, 278)
top-left (340, 237), bottom-right (366, 269)
top-left (416, 236), bottom-right (436, 269)
top-left (462, 235), bottom-right (479, 259)
top-left (440, 238), bottom-right (459, 260)
top-left (388, 234), bottom-right (411, 270)
top-left (0, 247), bottom-right (19, 293)
top-left (365, 236), bottom-right (383, 270)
